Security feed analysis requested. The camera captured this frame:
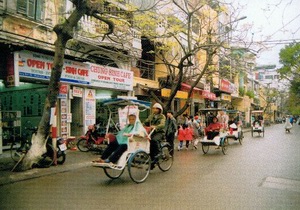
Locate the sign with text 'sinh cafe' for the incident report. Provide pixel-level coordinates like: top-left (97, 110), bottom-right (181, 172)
top-left (14, 51), bottom-right (133, 91)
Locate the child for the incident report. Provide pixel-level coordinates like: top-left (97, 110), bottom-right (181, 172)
top-left (185, 123), bottom-right (194, 150)
top-left (177, 124), bottom-right (186, 151)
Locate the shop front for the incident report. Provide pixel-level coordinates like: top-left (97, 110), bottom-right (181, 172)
top-left (2, 50), bottom-right (133, 141)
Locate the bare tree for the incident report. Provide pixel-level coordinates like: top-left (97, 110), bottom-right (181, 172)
top-left (13, 0), bottom-right (116, 171)
top-left (133, 0), bottom-right (235, 116)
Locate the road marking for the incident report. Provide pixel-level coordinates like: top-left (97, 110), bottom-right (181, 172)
top-left (262, 177), bottom-right (300, 193)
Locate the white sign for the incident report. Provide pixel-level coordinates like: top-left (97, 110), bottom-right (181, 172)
top-left (16, 51), bottom-right (90, 85)
top-left (84, 89), bottom-right (96, 128)
top-left (89, 63), bottom-right (133, 91)
top-left (72, 86), bottom-right (83, 97)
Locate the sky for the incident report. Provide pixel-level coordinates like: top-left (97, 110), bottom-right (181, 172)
top-left (226, 0), bottom-right (300, 67)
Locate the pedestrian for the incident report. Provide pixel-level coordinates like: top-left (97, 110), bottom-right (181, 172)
top-left (185, 123), bottom-right (194, 150)
top-left (217, 111), bottom-right (229, 129)
top-left (191, 117), bottom-right (200, 149)
top-left (284, 116), bottom-right (293, 133)
top-left (177, 124), bottom-right (186, 151)
top-left (143, 102), bottom-right (166, 169)
top-left (165, 110), bottom-right (177, 156)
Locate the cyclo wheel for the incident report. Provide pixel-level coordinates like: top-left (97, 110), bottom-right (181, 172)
top-left (76, 139), bottom-right (90, 152)
top-left (104, 166), bottom-right (125, 179)
top-left (128, 151), bottom-right (151, 183)
top-left (221, 138), bottom-right (229, 155)
top-left (238, 131), bottom-right (243, 145)
top-left (157, 145), bottom-right (173, 172)
top-left (201, 144), bottom-right (209, 154)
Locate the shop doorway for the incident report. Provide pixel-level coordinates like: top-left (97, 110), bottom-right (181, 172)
top-left (70, 97), bottom-right (83, 137)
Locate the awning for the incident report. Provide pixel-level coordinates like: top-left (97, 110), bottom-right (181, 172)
top-left (201, 90), bottom-right (217, 101)
top-left (181, 83), bottom-right (216, 101)
top-left (181, 83), bottom-right (201, 91)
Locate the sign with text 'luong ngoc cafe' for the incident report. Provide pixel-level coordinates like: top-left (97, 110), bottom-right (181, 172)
top-left (14, 51), bottom-right (133, 91)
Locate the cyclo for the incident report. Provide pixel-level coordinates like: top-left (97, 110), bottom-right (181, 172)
top-left (198, 108), bottom-right (229, 155)
top-left (251, 110), bottom-right (265, 137)
top-left (226, 110), bottom-right (244, 144)
top-left (92, 98), bottom-right (173, 183)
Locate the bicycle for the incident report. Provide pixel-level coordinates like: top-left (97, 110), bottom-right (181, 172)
top-left (10, 124), bottom-right (66, 168)
top-left (10, 125), bottom-right (35, 162)
top-left (151, 140), bottom-right (173, 171)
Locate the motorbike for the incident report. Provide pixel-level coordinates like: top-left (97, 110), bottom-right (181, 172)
top-left (76, 125), bottom-right (112, 154)
top-left (37, 137), bottom-right (67, 167)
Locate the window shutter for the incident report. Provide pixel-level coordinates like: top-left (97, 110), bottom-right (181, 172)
top-left (0, 0), bottom-right (5, 10)
top-left (17, 0), bottom-right (27, 15)
top-left (35, 0), bottom-right (44, 21)
top-left (27, 0), bottom-right (35, 18)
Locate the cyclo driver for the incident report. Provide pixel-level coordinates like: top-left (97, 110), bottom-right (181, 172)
top-left (143, 103), bottom-right (166, 170)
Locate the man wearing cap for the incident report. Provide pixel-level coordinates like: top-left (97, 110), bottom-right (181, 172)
top-left (144, 102), bottom-right (166, 169)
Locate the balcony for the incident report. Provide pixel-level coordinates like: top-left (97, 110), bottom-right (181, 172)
top-left (75, 15), bottom-right (141, 52)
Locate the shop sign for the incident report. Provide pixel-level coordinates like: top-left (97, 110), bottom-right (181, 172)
top-left (89, 63), bottom-right (133, 91)
top-left (72, 86), bottom-right (83, 97)
top-left (221, 93), bottom-right (231, 101)
top-left (84, 89), bottom-right (96, 128)
top-left (220, 79), bottom-right (234, 93)
top-left (15, 50), bottom-right (90, 85)
top-left (161, 88), bottom-right (188, 99)
top-left (58, 84), bottom-right (68, 99)
top-left (201, 90), bottom-right (216, 101)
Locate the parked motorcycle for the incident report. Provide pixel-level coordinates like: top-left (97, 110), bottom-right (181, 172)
top-left (77, 125), bottom-right (113, 154)
top-left (38, 137), bottom-right (67, 167)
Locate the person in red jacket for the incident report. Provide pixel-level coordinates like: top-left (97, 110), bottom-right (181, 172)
top-left (185, 123), bottom-right (194, 150)
top-left (204, 116), bottom-right (222, 140)
top-left (177, 124), bottom-right (186, 151)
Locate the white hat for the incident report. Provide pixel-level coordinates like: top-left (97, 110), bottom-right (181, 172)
top-left (153, 103), bottom-right (163, 111)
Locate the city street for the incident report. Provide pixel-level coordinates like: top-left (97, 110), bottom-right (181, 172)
top-left (0, 124), bottom-right (299, 210)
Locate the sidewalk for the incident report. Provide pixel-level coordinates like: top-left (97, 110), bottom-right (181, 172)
top-left (0, 148), bottom-right (99, 186)
top-left (0, 127), bottom-right (252, 186)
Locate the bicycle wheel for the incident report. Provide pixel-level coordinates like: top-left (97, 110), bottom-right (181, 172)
top-left (222, 138), bottom-right (229, 155)
top-left (10, 140), bottom-right (28, 162)
top-left (128, 151), bottom-right (151, 183)
top-left (77, 139), bottom-right (90, 152)
top-left (104, 167), bottom-right (125, 179)
top-left (201, 144), bottom-right (209, 154)
top-left (157, 145), bottom-right (173, 172)
top-left (38, 143), bottom-right (55, 167)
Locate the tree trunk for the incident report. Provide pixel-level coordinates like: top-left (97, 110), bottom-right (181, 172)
top-left (13, 1), bottom-right (88, 171)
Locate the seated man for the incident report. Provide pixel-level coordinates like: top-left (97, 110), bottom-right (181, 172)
top-left (204, 117), bottom-right (222, 140)
top-left (252, 117), bottom-right (261, 127)
top-left (93, 114), bottom-right (147, 165)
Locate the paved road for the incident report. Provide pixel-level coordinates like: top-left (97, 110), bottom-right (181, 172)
top-left (0, 124), bottom-right (299, 210)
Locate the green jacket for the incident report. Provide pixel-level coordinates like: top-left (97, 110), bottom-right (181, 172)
top-left (144, 113), bottom-right (166, 134)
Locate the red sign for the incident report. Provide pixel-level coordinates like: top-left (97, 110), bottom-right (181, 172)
top-left (220, 79), bottom-right (232, 93)
top-left (59, 84), bottom-right (68, 94)
top-left (201, 90), bottom-right (216, 101)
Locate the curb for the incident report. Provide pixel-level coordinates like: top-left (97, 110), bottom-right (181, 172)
top-left (0, 161), bottom-right (92, 186)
